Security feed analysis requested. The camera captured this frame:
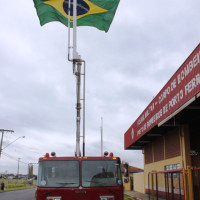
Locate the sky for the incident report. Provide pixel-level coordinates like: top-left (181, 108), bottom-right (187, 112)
top-left (0, 0), bottom-right (200, 175)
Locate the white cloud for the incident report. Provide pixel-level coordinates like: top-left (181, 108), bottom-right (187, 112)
top-left (1, 0), bottom-right (200, 174)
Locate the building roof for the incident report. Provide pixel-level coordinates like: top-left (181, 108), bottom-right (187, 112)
top-left (121, 163), bottom-right (143, 173)
top-left (124, 43), bottom-right (200, 150)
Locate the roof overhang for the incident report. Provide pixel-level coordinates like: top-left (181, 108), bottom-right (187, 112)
top-left (124, 43), bottom-right (200, 150)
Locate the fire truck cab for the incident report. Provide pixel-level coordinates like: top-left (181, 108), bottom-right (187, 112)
top-left (36, 153), bottom-right (124, 200)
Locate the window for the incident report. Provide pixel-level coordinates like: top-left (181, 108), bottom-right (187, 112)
top-left (144, 143), bottom-right (153, 164)
top-left (165, 129), bottom-right (181, 159)
top-left (153, 137), bottom-right (164, 162)
top-left (37, 160), bottom-right (79, 187)
top-left (82, 160), bottom-right (122, 187)
top-left (164, 163), bottom-right (180, 178)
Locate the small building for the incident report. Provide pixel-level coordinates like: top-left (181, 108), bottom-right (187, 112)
top-left (124, 43), bottom-right (200, 198)
top-left (121, 163), bottom-right (143, 191)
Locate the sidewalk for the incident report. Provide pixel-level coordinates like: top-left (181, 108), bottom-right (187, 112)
top-left (125, 191), bottom-right (149, 200)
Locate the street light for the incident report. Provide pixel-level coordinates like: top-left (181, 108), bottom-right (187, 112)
top-left (0, 136), bottom-right (25, 158)
top-left (0, 129), bottom-right (14, 158)
top-left (2, 136), bottom-right (25, 150)
top-left (0, 135), bottom-right (25, 158)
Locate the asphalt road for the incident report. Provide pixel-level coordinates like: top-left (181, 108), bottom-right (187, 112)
top-left (0, 188), bottom-right (36, 200)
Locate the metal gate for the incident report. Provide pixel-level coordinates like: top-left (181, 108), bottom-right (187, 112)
top-left (147, 167), bottom-right (200, 200)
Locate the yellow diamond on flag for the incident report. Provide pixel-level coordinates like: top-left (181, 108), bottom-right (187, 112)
top-left (44, 0), bottom-right (108, 20)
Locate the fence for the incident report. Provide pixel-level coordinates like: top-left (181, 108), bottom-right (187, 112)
top-left (192, 168), bottom-right (200, 200)
top-left (147, 167), bottom-right (200, 200)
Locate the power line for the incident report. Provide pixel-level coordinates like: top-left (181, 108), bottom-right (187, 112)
top-left (1, 152), bottom-right (28, 165)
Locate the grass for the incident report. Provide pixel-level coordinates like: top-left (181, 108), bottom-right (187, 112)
top-left (0, 178), bottom-right (36, 192)
top-left (124, 194), bottom-right (134, 200)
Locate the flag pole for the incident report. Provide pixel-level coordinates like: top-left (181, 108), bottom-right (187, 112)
top-left (73, 0), bottom-right (80, 61)
top-left (73, 0), bottom-right (80, 157)
top-left (67, 0), bottom-right (85, 157)
top-left (72, 0), bottom-right (85, 157)
top-left (68, 0), bottom-right (72, 62)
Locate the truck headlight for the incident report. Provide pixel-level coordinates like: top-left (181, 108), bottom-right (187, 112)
top-left (100, 196), bottom-right (115, 200)
top-left (46, 197), bottom-right (62, 200)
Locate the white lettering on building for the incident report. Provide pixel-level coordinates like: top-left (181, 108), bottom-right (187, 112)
top-left (168, 90), bottom-right (183, 110)
top-left (177, 51), bottom-right (200, 85)
top-left (185, 73), bottom-right (200, 96)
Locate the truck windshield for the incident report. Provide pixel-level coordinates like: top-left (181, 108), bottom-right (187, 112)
top-left (37, 160), bottom-right (79, 187)
top-left (82, 160), bottom-right (122, 187)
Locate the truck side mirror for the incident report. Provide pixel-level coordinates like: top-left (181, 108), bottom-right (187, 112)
top-left (124, 163), bottom-right (129, 183)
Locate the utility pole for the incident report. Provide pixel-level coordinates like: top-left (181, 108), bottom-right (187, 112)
top-left (0, 129), bottom-right (14, 158)
top-left (100, 117), bottom-right (103, 156)
top-left (17, 158), bottom-right (21, 179)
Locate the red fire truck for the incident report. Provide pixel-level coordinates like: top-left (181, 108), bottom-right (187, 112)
top-left (36, 152), bottom-right (126, 200)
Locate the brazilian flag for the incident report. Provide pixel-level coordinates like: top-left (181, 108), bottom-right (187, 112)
top-left (33, 0), bottom-right (120, 32)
